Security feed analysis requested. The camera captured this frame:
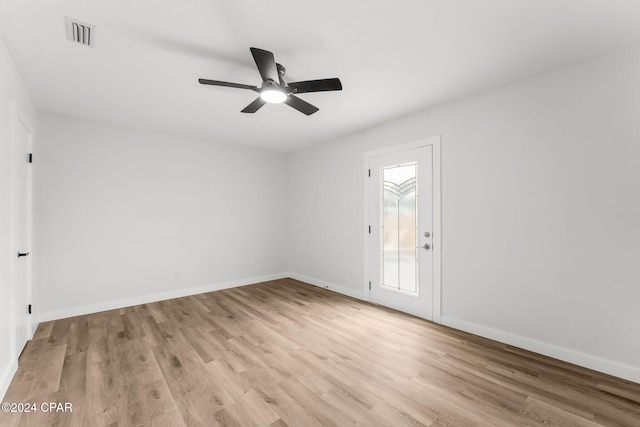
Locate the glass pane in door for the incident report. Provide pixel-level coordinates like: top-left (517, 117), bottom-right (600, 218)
top-left (382, 163), bottom-right (418, 293)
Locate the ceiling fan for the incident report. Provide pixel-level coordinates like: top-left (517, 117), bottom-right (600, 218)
top-left (198, 47), bottom-right (342, 115)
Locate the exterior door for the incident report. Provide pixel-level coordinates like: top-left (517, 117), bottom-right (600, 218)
top-left (368, 144), bottom-right (436, 320)
top-left (11, 105), bottom-right (32, 358)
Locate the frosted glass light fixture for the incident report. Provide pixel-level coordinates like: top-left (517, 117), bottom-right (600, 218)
top-left (260, 89), bottom-right (287, 104)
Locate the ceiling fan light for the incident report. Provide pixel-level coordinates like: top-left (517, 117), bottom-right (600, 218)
top-left (260, 89), bottom-right (287, 104)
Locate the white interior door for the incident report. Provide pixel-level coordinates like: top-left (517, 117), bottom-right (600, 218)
top-left (12, 106), bottom-right (32, 358)
top-left (368, 144), bottom-right (435, 320)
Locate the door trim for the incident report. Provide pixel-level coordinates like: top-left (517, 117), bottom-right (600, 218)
top-left (10, 100), bottom-right (35, 362)
top-left (363, 136), bottom-right (442, 323)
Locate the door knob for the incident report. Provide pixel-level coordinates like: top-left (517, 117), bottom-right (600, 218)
top-left (416, 244), bottom-right (431, 250)
top-left (17, 252), bottom-right (29, 258)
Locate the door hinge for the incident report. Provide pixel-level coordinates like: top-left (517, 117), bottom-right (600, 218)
top-left (28, 304), bottom-right (32, 314)
top-left (368, 281), bottom-right (371, 290)
top-left (368, 169), bottom-right (371, 177)
top-left (28, 153), bottom-right (33, 163)
top-left (368, 225), bottom-right (371, 234)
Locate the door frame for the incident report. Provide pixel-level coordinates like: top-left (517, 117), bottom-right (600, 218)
top-left (363, 136), bottom-right (442, 323)
top-left (10, 100), bottom-right (35, 361)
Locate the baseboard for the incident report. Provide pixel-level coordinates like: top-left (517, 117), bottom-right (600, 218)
top-left (0, 360), bottom-right (18, 400)
top-left (37, 273), bottom-right (289, 323)
top-left (287, 272), bottom-right (367, 301)
top-left (441, 316), bottom-right (640, 384)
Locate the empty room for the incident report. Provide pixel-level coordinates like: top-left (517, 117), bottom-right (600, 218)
top-left (1, 1), bottom-right (640, 426)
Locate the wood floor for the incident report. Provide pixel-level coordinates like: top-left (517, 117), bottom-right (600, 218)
top-left (2, 279), bottom-right (639, 426)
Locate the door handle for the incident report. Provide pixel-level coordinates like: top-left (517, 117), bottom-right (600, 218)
top-left (417, 244), bottom-right (431, 250)
top-left (17, 251), bottom-right (29, 258)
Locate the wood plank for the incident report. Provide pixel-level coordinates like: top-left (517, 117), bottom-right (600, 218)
top-left (1, 279), bottom-right (639, 426)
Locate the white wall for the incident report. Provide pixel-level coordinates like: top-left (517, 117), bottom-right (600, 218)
top-left (35, 113), bottom-right (288, 321)
top-left (287, 46), bottom-right (640, 382)
top-left (0, 38), bottom-right (37, 399)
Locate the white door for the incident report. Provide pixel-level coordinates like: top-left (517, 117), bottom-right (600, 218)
top-left (12, 106), bottom-right (32, 358)
top-left (368, 144), bottom-right (437, 320)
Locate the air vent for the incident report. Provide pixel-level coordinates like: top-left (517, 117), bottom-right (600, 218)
top-left (65, 16), bottom-right (95, 47)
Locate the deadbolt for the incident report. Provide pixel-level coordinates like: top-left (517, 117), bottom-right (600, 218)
top-left (424, 232), bottom-right (431, 238)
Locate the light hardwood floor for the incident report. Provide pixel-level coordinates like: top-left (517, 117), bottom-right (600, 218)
top-left (1, 278), bottom-right (639, 426)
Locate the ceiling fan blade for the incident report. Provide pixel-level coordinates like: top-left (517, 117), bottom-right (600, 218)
top-left (199, 79), bottom-right (258, 91)
top-left (241, 97), bottom-right (267, 113)
top-left (250, 47), bottom-right (279, 82)
top-left (285, 95), bottom-right (319, 115)
top-left (287, 78), bottom-right (342, 94)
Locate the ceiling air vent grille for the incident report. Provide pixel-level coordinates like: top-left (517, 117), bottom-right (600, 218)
top-left (65, 17), bottom-right (95, 47)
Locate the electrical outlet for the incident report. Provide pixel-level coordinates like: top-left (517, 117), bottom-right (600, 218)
top-left (174, 270), bottom-right (180, 278)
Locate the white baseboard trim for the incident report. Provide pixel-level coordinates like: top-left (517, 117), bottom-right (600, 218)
top-left (287, 272), bottom-right (367, 301)
top-left (37, 273), bottom-right (289, 323)
top-left (441, 316), bottom-right (640, 384)
top-left (0, 360), bottom-right (18, 400)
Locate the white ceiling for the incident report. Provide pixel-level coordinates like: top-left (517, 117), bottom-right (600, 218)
top-left (1, 0), bottom-right (640, 152)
